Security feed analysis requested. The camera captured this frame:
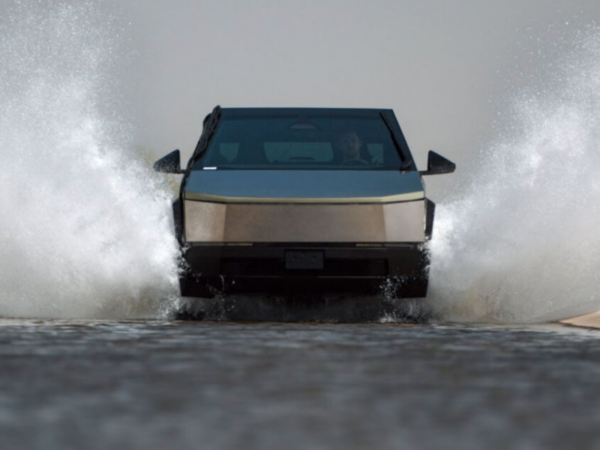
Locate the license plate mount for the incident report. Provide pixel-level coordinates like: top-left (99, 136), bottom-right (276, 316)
top-left (285, 250), bottom-right (324, 270)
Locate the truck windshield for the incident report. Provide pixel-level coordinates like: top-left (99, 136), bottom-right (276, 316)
top-left (192, 114), bottom-right (406, 170)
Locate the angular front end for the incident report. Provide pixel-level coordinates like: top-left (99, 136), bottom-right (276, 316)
top-left (151, 107), bottom-right (455, 301)
top-left (177, 171), bottom-right (433, 298)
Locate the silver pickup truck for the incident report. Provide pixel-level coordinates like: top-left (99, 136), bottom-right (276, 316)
top-left (154, 107), bottom-right (455, 299)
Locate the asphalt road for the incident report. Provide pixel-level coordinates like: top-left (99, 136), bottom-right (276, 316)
top-left (1, 319), bottom-right (599, 450)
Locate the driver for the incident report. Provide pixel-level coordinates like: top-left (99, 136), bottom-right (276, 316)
top-left (335, 131), bottom-right (370, 165)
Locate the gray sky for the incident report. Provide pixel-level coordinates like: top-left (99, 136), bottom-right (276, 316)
top-left (116, 0), bottom-right (600, 176)
top-left (5, 0), bottom-right (599, 175)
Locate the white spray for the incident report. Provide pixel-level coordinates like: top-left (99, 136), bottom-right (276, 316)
top-left (3, 3), bottom-right (599, 323)
top-left (428, 31), bottom-right (600, 323)
top-left (0, 3), bottom-right (180, 319)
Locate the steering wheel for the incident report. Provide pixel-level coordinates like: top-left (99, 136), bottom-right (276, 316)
top-left (341, 158), bottom-right (370, 166)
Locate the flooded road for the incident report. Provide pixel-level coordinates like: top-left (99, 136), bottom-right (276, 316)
top-left (1, 319), bottom-right (599, 450)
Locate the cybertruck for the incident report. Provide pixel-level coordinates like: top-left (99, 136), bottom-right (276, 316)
top-left (154, 107), bottom-right (455, 299)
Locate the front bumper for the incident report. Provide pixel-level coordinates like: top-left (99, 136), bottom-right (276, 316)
top-left (179, 243), bottom-right (429, 298)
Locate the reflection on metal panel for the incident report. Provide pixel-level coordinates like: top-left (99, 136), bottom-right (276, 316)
top-left (383, 201), bottom-right (425, 242)
top-left (185, 201), bottom-right (226, 242)
top-left (186, 191), bottom-right (424, 204)
top-left (185, 200), bottom-right (425, 243)
top-left (225, 204), bottom-right (386, 242)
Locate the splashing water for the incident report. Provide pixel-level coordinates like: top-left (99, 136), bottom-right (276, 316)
top-left (4, 3), bottom-right (600, 324)
top-left (428, 31), bottom-right (600, 323)
top-left (0, 3), bottom-right (180, 319)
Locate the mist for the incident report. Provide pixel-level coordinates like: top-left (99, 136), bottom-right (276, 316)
top-left (0, 2), bottom-right (181, 318)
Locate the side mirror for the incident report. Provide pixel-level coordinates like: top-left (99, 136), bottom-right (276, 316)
top-left (419, 150), bottom-right (456, 176)
top-left (153, 149), bottom-right (184, 174)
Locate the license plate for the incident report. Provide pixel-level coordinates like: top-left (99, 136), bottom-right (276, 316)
top-left (285, 251), bottom-right (324, 270)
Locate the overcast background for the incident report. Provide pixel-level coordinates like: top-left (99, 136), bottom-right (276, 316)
top-left (2, 0), bottom-right (600, 178)
top-left (106, 0), bottom-right (597, 175)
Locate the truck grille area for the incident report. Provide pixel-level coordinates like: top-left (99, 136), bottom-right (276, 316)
top-left (221, 258), bottom-right (388, 277)
top-left (179, 244), bottom-right (429, 298)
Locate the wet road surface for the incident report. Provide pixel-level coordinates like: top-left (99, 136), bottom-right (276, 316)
top-left (1, 319), bottom-right (599, 450)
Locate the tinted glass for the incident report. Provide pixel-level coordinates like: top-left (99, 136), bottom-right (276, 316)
top-left (192, 114), bottom-right (404, 170)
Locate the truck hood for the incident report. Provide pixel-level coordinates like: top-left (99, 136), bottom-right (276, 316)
top-left (184, 170), bottom-right (424, 204)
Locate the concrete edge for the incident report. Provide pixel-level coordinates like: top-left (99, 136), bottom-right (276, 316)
top-left (560, 311), bottom-right (600, 329)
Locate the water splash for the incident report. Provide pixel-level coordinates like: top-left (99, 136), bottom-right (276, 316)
top-left (429, 30), bottom-right (600, 323)
top-left (0, 2), bottom-right (180, 319)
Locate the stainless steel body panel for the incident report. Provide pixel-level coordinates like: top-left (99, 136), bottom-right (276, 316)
top-left (157, 107), bottom-right (453, 299)
top-left (184, 200), bottom-right (426, 243)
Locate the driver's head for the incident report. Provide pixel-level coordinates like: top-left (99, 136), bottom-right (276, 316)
top-left (336, 131), bottom-right (362, 159)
